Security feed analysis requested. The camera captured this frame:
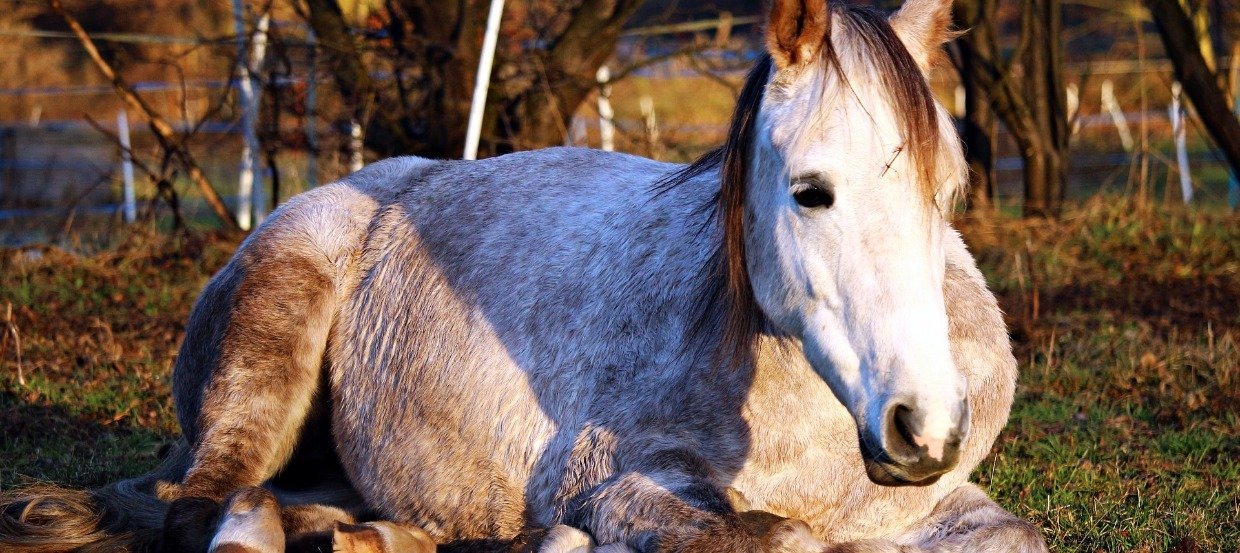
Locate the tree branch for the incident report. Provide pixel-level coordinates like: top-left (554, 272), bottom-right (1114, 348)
top-left (1145, 0), bottom-right (1240, 175)
top-left (48, 0), bottom-right (238, 231)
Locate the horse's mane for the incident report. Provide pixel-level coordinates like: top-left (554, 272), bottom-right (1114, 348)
top-left (656, 4), bottom-right (952, 365)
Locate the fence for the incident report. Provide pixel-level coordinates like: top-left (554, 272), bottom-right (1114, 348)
top-left (1, 18), bottom-right (1237, 245)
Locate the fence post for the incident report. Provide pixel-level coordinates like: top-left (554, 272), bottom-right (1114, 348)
top-left (953, 84), bottom-right (965, 119)
top-left (597, 66), bottom-right (615, 152)
top-left (116, 109), bottom-right (136, 223)
top-left (1100, 80), bottom-right (1134, 152)
top-left (348, 119), bottom-right (364, 172)
top-left (1169, 82), bottom-right (1192, 203)
top-left (1066, 83), bottom-right (1080, 137)
top-left (305, 28), bottom-right (319, 189)
top-left (462, 0), bottom-right (506, 160)
top-left (232, 0), bottom-right (264, 230)
top-left (714, 11), bottom-right (733, 46)
top-left (251, 14), bottom-right (270, 224)
top-left (640, 95), bottom-right (659, 159)
top-left (565, 118), bottom-right (586, 147)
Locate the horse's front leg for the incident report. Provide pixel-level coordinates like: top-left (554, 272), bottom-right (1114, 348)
top-left (559, 449), bottom-right (826, 552)
top-left (827, 484), bottom-right (1046, 553)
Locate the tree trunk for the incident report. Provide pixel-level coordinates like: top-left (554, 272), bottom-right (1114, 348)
top-left (952, 0), bottom-right (1069, 217)
top-left (1146, 0), bottom-right (1240, 177)
top-left (953, 0), bottom-right (998, 210)
top-left (305, 0), bottom-right (642, 160)
top-left (493, 0), bottom-right (643, 154)
top-left (1019, 0), bottom-right (1068, 217)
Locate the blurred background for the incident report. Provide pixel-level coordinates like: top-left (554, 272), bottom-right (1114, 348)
top-left (1, 0), bottom-right (1237, 241)
top-left (0, 0), bottom-right (1237, 550)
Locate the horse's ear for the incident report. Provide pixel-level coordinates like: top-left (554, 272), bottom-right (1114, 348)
top-left (766, 0), bottom-right (830, 70)
top-left (889, 0), bottom-right (956, 69)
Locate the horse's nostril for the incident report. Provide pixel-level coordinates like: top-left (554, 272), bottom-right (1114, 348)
top-left (883, 403), bottom-right (920, 462)
top-left (868, 400), bottom-right (965, 485)
top-left (892, 404), bottom-right (918, 449)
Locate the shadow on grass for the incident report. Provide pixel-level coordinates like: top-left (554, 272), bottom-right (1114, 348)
top-left (1035, 278), bottom-right (1237, 329)
top-left (0, 391), bottom-right (173, 490)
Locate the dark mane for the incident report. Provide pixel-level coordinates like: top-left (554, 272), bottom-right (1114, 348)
top-left (655, 3), bottom-right (947, 365)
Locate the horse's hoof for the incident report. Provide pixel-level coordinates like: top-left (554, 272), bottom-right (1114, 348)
top-left (163, 495), bottom-right (222, 552)
top-left (208, 487), bottom-right (285, 553)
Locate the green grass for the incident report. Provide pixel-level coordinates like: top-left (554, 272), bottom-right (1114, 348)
top-left (1, 200), bottom-right (1237, 550)
top-left (978, 326), bottom-right (1238, 551)
top-left (0, 229), bottom-right (234, 486)
top-left (960, 197), bottom-right (1239, 550)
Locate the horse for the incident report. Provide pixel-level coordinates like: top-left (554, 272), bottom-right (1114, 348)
top-left (0, 0), bottom-right (1046, 550)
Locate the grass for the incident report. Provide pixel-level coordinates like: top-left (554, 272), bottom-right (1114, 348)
top-left (959, 198), bottom-right (1239, 551)
top-left (1, 199), bottom-right (1238, 550)
top-left (0, 230), bottom-right (235, 486)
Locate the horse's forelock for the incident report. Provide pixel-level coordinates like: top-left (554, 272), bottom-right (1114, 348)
top-left (833, 6), bottom-right (956, 208)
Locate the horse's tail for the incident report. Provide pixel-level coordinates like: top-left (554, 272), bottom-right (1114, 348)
top-left (0, 439), bottom-right (192, 552)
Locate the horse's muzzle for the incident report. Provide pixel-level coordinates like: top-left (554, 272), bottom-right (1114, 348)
top-left (859, 398), bottom-right (968, 486)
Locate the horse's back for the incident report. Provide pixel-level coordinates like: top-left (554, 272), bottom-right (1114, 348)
top-left (177, 148), bottom-right (708, 541)
top-left (323, 148), bottom-right (704, 541)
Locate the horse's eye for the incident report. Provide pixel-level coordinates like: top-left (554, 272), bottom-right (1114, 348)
top-left (791, 176), bottom-right (834, 209)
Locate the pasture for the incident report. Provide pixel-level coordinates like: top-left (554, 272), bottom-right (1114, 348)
top-left (0, 197), bottom-right (1236, 551)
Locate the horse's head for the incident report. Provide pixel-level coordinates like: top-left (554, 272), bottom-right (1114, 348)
top-left (731, 0), bottom-right (968, 486)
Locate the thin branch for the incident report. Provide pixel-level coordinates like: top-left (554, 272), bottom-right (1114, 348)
top-left (608, 43), bottom-right (720, 83)
top-left (2, 302), bottom-right (23, 387)
top-left (48, 0), bottom-right (239, 231)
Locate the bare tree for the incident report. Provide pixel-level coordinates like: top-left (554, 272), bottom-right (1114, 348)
top-left (952, 0), bottom-right (1070, 217)
top-left (1146, 0), bottom-right (1240, 177)
top-left (303, 0), bottom-right (644, 159)
top-left (952, 0), bottom-right (999, 210)
top-left (49, 0), bottom-right (240, 231)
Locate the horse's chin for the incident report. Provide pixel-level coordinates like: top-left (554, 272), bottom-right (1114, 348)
top-left (862, 458), bottom-right (942, 487)
top-left (858, 435), bottom-right (946, 487)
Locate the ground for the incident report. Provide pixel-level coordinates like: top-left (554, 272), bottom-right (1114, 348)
top-left (1, 198), bottom-right (1237, 551)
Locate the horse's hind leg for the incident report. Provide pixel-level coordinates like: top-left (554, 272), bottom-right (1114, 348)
top-left (898, 484), bottom-right (1045, 552)
top-left (198, 487), bottom-right (395, 553)
top-left (171, 229), bottom-right (342, 501)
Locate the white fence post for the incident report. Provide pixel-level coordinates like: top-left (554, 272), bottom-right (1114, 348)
top-left (597, 66), bottom-right (615, 152)
top-left (232, 0), bottom-right (265, 230)
top-left (349, 119), bottom-right (364, 172)
top-left (250, 14), bottom-right (270, 224)
top-left (463, 0), bottom-right (506, 160)
top-left (1066, 83), bottom-right (1080, 137)
top-left (565, 118), bottom-right (586, 147)
top-left (1100, 80), bottom-right (1134, 152)
top-left (640, 95), bottom-right (659, 159)
top-left (116, 109), bottom-right (136, 223)
top-left (1169, 82), bottom-right (1192, 203)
